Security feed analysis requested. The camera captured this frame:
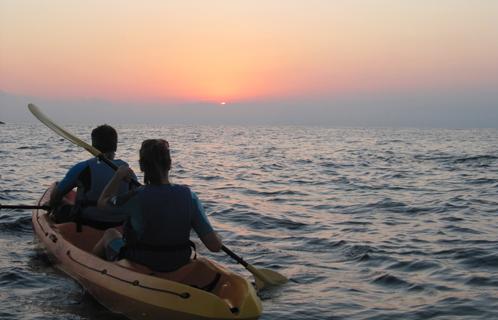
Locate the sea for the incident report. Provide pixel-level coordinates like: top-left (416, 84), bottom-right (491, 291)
top-left (1, 123), bottom-right (497, 320)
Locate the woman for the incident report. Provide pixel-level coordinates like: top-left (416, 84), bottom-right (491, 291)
top-left (93, 139), bottom-right (223, 272)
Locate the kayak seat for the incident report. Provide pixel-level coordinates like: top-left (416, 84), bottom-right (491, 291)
top-left (55, 222), bottom-right (124, 252)
top-left (55, 222), bottom-right (105, 252)
top-left (116, 257), bottom-right (222, 292)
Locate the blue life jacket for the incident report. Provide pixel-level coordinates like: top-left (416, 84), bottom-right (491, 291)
top-left (76, 158), bottom-right (131, 226)
top-left (122, 184), bottom-right (194, 272)
top-left (80, 158), bottom-right (129, 204)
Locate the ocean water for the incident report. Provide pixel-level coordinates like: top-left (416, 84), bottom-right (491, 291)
top-left (1, 123), bottom-right (497, 320)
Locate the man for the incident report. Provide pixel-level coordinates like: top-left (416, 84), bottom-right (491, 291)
top-left (50, 124), bottom-right (136, 229)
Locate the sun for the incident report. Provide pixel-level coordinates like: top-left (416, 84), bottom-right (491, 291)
top-left (220, 102), bottom-right (226, 105)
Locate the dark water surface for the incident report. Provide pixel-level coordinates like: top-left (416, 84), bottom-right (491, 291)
top-left (1, 124), bottom-right (497, 319)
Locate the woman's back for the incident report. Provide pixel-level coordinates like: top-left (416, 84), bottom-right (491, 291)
top-left (122, 184), bottom-right (195, 272)
top-left (94, 138), bottom-right (222, 273)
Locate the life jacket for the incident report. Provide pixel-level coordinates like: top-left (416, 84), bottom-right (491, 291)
top-left (121, 184), bottom-right (195, 272)
top-left (81, 158), bottom-right (129, 205)
top-left (74, 158), bottom-right (131, 229)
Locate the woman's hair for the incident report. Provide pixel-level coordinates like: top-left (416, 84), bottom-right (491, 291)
top-left (139, 139), bottom-right (171, 185)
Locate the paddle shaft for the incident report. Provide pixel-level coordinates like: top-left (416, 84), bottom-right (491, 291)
top-left (0, 204), bottom-right (50, 210)
top-left (96, 154), bottom-right (141, 187)
top-left (222, 245), bottom-right (249, 268)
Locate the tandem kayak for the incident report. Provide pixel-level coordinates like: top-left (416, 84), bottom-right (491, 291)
top-left (32, 183), bottom-right (263, 320)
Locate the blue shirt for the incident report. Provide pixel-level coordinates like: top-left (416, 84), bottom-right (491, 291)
top-left (56, 157), bottom-right (137, 223)
top-left (57, 157), bottom-right (135, 198)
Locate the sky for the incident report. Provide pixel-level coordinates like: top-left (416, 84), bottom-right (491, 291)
top-left (1, 0), bottom-right (497, 127)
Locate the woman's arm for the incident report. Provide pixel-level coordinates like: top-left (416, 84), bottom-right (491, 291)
top-left (190, 191), bottom-right (223, 252)
top-left (98, 165), bottom-right (134, 209)
top-left (200, 231), bottom-right (223, 252)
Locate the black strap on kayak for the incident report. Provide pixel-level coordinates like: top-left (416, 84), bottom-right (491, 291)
top-left (72, 204), bottom-right (83, 232)
top-left (191, 272), bottom-right (221, 292)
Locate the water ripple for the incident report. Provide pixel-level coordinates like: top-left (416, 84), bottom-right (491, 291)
top-left (1, 125), bottom-right (497, 319)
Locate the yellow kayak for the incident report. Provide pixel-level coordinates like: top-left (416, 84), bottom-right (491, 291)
top-left (32, 183), bottom-right (262, 320)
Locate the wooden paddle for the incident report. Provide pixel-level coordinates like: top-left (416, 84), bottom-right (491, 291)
top-left (222, 245), bottom-right (288, 289)
top-left (28, 103), bottom-right (288, 289)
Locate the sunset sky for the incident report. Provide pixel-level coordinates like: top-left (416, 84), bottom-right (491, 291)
top-left (1, 1), bottom-right (497, 126)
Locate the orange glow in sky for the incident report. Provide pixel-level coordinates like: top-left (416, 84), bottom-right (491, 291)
top-left (1, 1), bottom-right (498, 103)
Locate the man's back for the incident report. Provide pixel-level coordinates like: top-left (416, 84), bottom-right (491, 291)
top-left (52, 157), bottom-right (136, 227)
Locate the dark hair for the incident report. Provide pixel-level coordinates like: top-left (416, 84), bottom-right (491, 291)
top-left (91, 125), bottom-right (118, 153)
top-left (139, 139), bottom-right (171, 185)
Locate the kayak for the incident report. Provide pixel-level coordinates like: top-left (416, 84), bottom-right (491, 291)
top-left (32, 183), bottom-right (263, 320)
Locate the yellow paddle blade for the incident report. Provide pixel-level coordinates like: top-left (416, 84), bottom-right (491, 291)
top-left (247, 265), bottom-right (288, 290)
top-left (28, 103), bottom-right (102, 157)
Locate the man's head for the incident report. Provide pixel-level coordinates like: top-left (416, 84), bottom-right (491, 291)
top-left (91, 125), bottom-right (118, 153)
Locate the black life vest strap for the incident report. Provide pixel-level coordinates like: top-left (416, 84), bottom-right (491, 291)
top-left (78, 200), bottom-right (98, 207)
top-left (72, 204), bottom-right (83, 232)
top-left (119, 240), bottom-right (197, 261)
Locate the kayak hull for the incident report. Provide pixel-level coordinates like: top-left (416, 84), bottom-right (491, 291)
top-left (32, 184), bottom-right (262, 320)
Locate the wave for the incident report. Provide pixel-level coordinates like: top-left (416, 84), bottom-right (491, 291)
top-left (0, 216), bottom-right (32, 233)
top-left (242, 189), bottom-right (308, 197)
top-left (465, 178), bottom-right (497, 185)
top-left (372, 273), bottom-right (411, 288)
top-left (454, 155), bottom-right (498, 163)
top-left (0, 267), bottom-right (39, 288)
top-left (434, 248), bottom-right (498, 269)
top-left (465, 276), bottom-right (498, 287)
top-left (387, 259), bottom-right (441, 272)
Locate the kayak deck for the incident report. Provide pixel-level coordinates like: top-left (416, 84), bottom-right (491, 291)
top-left (32, 184), bottom-right (262, 320)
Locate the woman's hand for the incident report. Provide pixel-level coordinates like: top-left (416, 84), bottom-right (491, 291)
top-left (116, 165), bottom-right (134, 182)
top-left (98, 165), bottom-right (135, 209)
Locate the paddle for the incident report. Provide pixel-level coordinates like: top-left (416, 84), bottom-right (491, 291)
top-left (222, 245), bottom-right (288, 289)
top-left (28, 104), bottom-right (140, 188)
top-left (28, 103), bottom-right (288, 289)
top-left (0, 204), bottom-right (50, 210)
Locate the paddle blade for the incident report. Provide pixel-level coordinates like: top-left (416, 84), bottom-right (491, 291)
top-left (28, 103), bottom-right (102, 157)
top-left (247, 265), bottom-right (288, 290)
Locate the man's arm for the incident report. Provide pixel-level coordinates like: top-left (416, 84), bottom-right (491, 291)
top-left (49, 162), bottom-right (87, 206)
